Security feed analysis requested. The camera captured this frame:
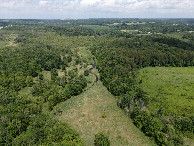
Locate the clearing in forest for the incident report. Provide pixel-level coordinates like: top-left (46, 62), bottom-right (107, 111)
top-left (55, 48), bottom-right (154, 146)
top-left (57, 80), bottom-right (154, 146)
top-left (138, 67), bottom-right (194, 117)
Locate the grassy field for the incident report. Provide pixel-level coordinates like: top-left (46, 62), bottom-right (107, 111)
top-left (56, 80), bottom-right (154, 146)
top-left (108, 22), bottom-right (146, 26)
top-left (54, 48), bottom-right (154, 146)
top-left (138, 67), bottom-right (194, 117)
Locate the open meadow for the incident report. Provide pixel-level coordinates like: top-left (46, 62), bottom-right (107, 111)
top-left (138, 67), bottom-right (194, 117)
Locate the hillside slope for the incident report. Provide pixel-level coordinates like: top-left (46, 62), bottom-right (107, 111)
top-left (55, 48), bottom-right (154, 145)
top-left (57, 80), bottom-right (154, 146)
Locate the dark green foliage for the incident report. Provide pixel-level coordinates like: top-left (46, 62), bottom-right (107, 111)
top-left (51, 68), bottom-right (58, 80)
top-left (142, 117), bottom-right (163, 137)
top-left (0, 71), bottom-right (26, 91)
top-left (130, 108), bottom-right (185, 145)
top-left (182, 33), bottom-right (194, 41)
top-left (39, 73), bottom-right (44, 80)
top-left (155, 132), bottom-right (168, 145)
top-left (25, 76), bottom-right (33, 87)
top-left (75, 58), bottom-right (81, 65)
top-left (61, 63), bottom-right (68, 70)
top-left (152, 36), bottom-right (194, 51)
top-left (68, 69), bottom-right (77, 80)
top-left (173, 116), bottom-right (193, 133)
top-left (12, 114), bottom-right (82, 145)
top-left (58, 76), bottom-right (67, 87)
top-left (171, 135), bottom-right (184, 145)
top-left (84, 69), bottom-right (89, 76)
top-left (66, 75), bottom-right (87, 96)
top-left (94, 132), bottom-right (110, 146)
top-left (67, 55), bottom-right (72, 63)
top-left (0, 93), bottom-right (40, 145)
top-left (118, 88), bottom-right (148, 110)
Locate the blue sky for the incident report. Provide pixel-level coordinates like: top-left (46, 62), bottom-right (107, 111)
top-left (0, 0), bottom-right (194, 19)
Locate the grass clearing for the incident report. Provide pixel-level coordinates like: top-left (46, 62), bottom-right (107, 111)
top-left (126, 22), bottom-right (146, 25)
top-left (138, 67), bottom-right (194, 117)
top-left (57, 80), bottom-right (154, 146)
top-left (108, 22), bottom-right (146, 26)
top-left (19, 87), bottom-right (32, 97)
top-left (42, 70), bottom-right (51, 80)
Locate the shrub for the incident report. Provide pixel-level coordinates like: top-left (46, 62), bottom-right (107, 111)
top-left (133, 115), bottom-right (144, 129)
top-left (142, 117), bottom-right (163, 137)
top-left (84, 70), bottom-right (89, 76)
top-left (173, 116), bottom-right (193, 132)
top-left (61, 134), bottom-right (83, 145)
top-left (51, 68), bottom-right (58, 80)
top-left (155, 132), bottom-right (168, 145)
top-left (130, 107), bottom-right (141, 119)
top-left (171, 135), bottom-right (184, 145)
top-left (162, 123), bottom-right (176, 137)
top-left (39, 73), bottom-right (44, 80)
top-left (102, 111), bottom-right (106, 118)
top-left (25, 76), bottom-right (33, 87)
top-left (94, 132), bottom-right (110, 146)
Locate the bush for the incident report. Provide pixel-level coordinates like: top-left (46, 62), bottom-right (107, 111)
top-left (25, 76), bottom-right (33, 87)
top-left (84, 69), bottom-right (89, 76)
top-left (171, 135), bottom-right (184, 145)
top-left (61, 134), bottom-right (83, 145)
top-left (173, 116), bottom-right (193, 133)
top-left (130, 107), bottom-right (141, 119)
top-left (51, 68), bottom-right (58, 80)
top-left (142, 117), bottom-right (163, 137)
top-left (133, 115), bottom-right (144, 129)
top-left (94, 132), bottom-right (110, 146)
top-left (39, 73), bottom-right (44, 80)
top-left (155, 132), bottom-right (168, 145)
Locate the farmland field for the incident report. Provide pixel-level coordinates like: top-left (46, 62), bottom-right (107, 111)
top-left (138, 67), bottom-right (194, 117)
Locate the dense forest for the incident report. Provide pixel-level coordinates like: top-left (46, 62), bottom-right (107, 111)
top-left (0, 19), bottom-right (194, 145)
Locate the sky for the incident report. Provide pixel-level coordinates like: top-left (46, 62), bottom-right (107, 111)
top-left (0, 0), bottom-right (194, 19)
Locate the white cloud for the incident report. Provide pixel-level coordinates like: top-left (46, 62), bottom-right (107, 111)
top-left (0, 0), bottom-right (194, 18)
top-left (39, 0), bottom-right (48, 6)
top-left (80, 0), bottom-right (101, 6)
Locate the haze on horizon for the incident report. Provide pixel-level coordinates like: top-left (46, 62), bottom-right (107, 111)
top-left (0, 0), bottom-right (194, 19)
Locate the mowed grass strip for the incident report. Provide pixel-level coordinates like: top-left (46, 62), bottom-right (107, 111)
top-left (138, 67), bottom-right (194, 117)
top-left (57, 78), bottom-right (154, 146)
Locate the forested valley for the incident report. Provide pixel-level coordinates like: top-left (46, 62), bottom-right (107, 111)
top-left (0, 19), bottom-right (194, 145)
